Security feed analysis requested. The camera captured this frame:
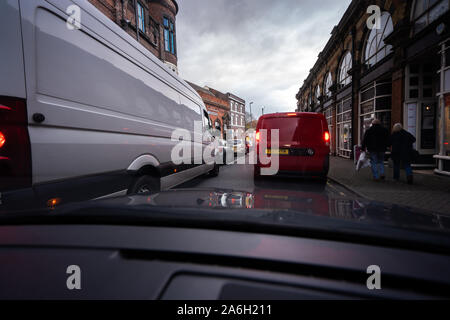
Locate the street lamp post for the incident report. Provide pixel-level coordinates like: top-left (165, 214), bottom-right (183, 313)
top-left (249, 102), bottom-right (253, 123)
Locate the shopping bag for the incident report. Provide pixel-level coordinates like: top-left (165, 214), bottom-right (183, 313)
top-left (356, 151), bottom-right (370, 171)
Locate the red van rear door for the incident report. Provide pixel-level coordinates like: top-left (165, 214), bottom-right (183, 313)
top-left (261, 115), bottom-right (324, 148)
top-left (259, 115), bottom-right (324, 171)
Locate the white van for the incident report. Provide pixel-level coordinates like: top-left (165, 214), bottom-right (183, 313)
top-left (0, 0), bottom-right (219, 209)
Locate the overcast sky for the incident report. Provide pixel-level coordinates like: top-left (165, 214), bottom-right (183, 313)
top-left (176, 0), bottom-right (352, 118)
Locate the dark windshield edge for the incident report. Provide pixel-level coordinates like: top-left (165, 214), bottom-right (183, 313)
top-left (1, 205), bottom-right (450, 256)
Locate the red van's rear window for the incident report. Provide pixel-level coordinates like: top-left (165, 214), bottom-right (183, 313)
top-left (260, 117), bottom-right (323, 145)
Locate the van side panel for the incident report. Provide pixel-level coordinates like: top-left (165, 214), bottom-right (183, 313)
top-left (18, 0), bottom-right (207, 185)
top-left (0, 0), bottom-right (26, 98)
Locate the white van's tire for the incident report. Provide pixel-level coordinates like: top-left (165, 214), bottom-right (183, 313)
top-left (128, 175), bottom-right (160, 195)
top-left (209, 164), bottom-right (220, 177)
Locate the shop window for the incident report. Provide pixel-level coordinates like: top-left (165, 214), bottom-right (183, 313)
top-left (359, 81), bottom-right (392, 142)
top-left (375, 96), bottom-right (392, 110)
top-left (423, 87), bottom-right (433, 97)
top-left (410, 89), bottom-right (419, 98)
top-left (376, 83), bottom-right (392, 96)
top-left (406, 64), bottom-right (437, 100)
top-left (410, 77), bottom-right (420, 86)
top-left (361, 87), bottom-right (375, 102)
top-left (337, 96), bottom-right (352, 158)
top-left (325, 72), bottom-right (333, 97)
top-left (339, 52), bottom-right (352, 87)
top-left (364, 12), bottom-right (393, 67)
top-left (410, 64), bottom-right (420, 73)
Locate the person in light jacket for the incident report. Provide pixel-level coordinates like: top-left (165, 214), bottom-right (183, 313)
top-left (361, 119), bottom-right (390, 181)
top-left (390, 123), bottom-right (416, 185)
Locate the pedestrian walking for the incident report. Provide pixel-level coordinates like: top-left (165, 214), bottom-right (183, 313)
top-left (361, 119), bottom-right (390, 181)
top-left (390, 123), bottom-right (416, 185)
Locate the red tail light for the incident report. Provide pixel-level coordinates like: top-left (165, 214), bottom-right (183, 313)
top-left (256, 131), bottom-right (261, 143)
top-left (324, 131), bottom-right (330, 143)
top-left (0, 96), bottom-right (32, 191)
top-left (0, 131), bottom-right (5, 148)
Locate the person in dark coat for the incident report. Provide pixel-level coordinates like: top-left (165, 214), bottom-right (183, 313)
top-left (390, 123), bottom-right (416, 185)
top-left (361, 119), bottom-right (390, 181)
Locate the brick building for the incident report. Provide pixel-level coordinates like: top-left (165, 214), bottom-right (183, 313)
top-left (88, 0), bottom-right (179, 73)
top-left (187, 82), bottom-right (231, 139)
top-left (296, 0), bottom-right (450, 176)
top-left (227, 93), bottom-right (246, 136)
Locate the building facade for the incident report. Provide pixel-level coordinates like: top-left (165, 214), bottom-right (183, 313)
top-left (228, 93), bottom-right (246, 137)
top-left (187, 82), bottom-right (231, 139)
top-left (88, 0), bottom-right (179, 73)
top-left (296, 0), bottom-right (450, 176)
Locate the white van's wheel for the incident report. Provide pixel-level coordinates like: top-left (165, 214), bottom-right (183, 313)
top-left (128, 175), bottom-right (160, 195)
top-left (209, 164), bottom-right (220, 177)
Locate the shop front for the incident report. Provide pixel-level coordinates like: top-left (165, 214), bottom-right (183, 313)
top-left (403, 60), bottom-right (440, 166)
top-left (359, 79), bottom-right (392, 145)
top-left (324, 105), bottom-right (335, 155)
top-left (435, 38), bottom-right (450, 175)
top-left (336, 96), bottom-right (352, 158)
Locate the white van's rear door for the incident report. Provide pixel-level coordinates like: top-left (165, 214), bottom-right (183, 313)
top-left (0, 0), bottom-right (26, 99)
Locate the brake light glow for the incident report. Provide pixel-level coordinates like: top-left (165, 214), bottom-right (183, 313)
top-left (256, 131), bottom-right (261, 142)
top-left (287, 113), bottom-right (297, 116)
top-left (0, 105), bottom-right (12, 111)
top-left (324, 131), bottom-right (330, 142)
top-left (0, 96), bottom-right (32, 190)
top-left (0, 132), bottom-right (5, 148)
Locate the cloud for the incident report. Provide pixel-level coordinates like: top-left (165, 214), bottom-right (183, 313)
top-left (176, 0), bottom-right (352, 118)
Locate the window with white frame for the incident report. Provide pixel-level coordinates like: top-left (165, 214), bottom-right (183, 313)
top-left (316, 84), bottom-right (321, 103)
top-left (364, 12), bottom-right (393, 67)
top-left (339, 51), bottom-right (352, 87)
top-left (325, 72), bottom-right (333, 97)
top-left (337, 96), bottom-right (352, 158)
top-left (359, 81), bottom-right (392, 143)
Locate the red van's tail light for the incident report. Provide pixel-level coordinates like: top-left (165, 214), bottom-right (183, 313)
top-left (0, 96), bottom-right (32, 191)
top-left (324, 131), bottom-right (330, 147)
top-left (256, 131), bottom-right (261, 143)
top-left (0, 131), bottom-right (5, 148)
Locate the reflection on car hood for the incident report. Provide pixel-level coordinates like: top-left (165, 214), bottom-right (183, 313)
top-left (86, 187), bottom-right (450, 234)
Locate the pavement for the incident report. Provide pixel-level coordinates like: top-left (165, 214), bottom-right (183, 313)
top-left (328, 156), bottom-right (450, 216)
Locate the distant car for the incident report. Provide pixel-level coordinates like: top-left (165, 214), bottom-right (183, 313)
top-left (232, 139), bottom-right (246, 155)
top-left (254, 112), bottom-right (330, 180)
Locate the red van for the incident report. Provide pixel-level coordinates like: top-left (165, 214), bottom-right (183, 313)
top-left (254, 112), bottom-right (330, 180)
